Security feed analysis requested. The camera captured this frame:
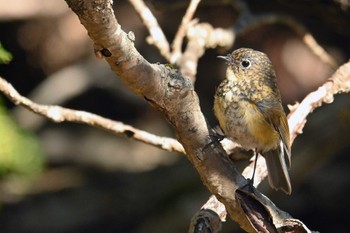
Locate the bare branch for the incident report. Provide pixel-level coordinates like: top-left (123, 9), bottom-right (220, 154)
top-left (0, 76), bottom-right (185, 154)
top-left (129, 0), bottom-right (170, 60)
top-left (212, 1), bottom-right (339, 69)
top-left (288, 60), bottom-right (350, 142)
top-left (180, 23), bottom-right (234, 81)
top-left (171, 0), bottom-right (201, 63)
top-left (2, 0), bottom-right (333, 231)
top-left (242, 14), bottom-right (339, 69)
top-left (231, 1), bottom-right (338, 69)
top-left (63, 1), bottom-right (306, 232)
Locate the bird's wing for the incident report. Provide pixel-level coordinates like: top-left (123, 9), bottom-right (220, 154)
top-left (276, 111), bottom-right (291, 167)
top-left (256, 101), bottom-right (291, 167)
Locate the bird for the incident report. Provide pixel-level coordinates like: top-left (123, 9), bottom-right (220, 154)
top-left (214, 48), bottom-right (292, 194)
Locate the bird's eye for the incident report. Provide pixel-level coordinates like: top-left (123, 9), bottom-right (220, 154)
top-left (241, 60), bottom-right (251, 68)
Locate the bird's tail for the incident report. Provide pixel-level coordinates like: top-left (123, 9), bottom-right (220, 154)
top-left (263, 144), bottom-right (291, 195)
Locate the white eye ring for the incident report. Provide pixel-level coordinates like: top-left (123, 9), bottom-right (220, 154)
top-left (241, 60), bottom-right (251, 68)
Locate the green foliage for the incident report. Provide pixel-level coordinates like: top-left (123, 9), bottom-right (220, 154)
top-left (0, 42), bottom-right (13, 64)
top-left (0, 98), bottom-right (44, 178)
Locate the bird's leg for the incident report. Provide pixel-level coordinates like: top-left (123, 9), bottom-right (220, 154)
top-left (240, 150), bottom-right (259, 193)
top-left (250, 150), bottom-right (259, 186)
top-left (239, 150), bottom-right (258, 193)
top-left (203, 126), bottom-right (225, 151)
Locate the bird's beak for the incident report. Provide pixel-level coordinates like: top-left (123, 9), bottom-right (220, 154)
top-left (217, 55), bottom-right (231, 63)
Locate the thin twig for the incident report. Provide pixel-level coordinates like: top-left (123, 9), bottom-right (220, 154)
top-left (170, 0), bottom-right (201, 64)
top-left (234, 12), bottom-right (339, 69)
top-left (259, 14), bottom-right (338, 69)
top-left (129, 0), bottom-right (170, 60)
top-left (288, 59), bottom-right (350, 142)
top-left (180, 23), bottom-right (235, 82)
top-left (231, 1), bottom-right (337, 69)
top-left (0, 76), bottom-right (185, 154)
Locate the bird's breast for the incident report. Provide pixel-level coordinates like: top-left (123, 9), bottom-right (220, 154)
top-left (214, 93), bottom-right (279, 152)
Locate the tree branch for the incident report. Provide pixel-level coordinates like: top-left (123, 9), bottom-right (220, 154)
top-left (3, 0), bottom-right (338, 232)
top-left (240, 14), bottom-right (339, 69)
top-left (180, 22), bottom-right (234, 81)
top-left (231, 0), bottom-right (338, 69)
top-left (129, 0), bottom-right (171, 60)
top-left (0, 76), bottom-right (184, 154)
top-left (171, 0), bottom-right (201, 64)
top-left (288, 59), bottom-right (350, 143)
top-left (62, 1), bottom-right (309, 232)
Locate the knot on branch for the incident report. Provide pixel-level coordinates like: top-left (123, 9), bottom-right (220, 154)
top-left (160, 65), bottom-right (193, 97)
top-left (100, 48), bottom-right (112, 57)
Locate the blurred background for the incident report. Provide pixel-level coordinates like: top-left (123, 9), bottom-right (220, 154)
top-left (0, 0), bottom-right (350, 232)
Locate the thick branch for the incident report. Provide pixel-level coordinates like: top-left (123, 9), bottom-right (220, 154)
top-left (0, 0), bottom-right (324, 232)
top-left (63, 1), bottom-right (304, 232)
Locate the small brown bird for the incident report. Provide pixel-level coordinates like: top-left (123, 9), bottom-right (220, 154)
top-left (214, 48), bottom-right (292, 194)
